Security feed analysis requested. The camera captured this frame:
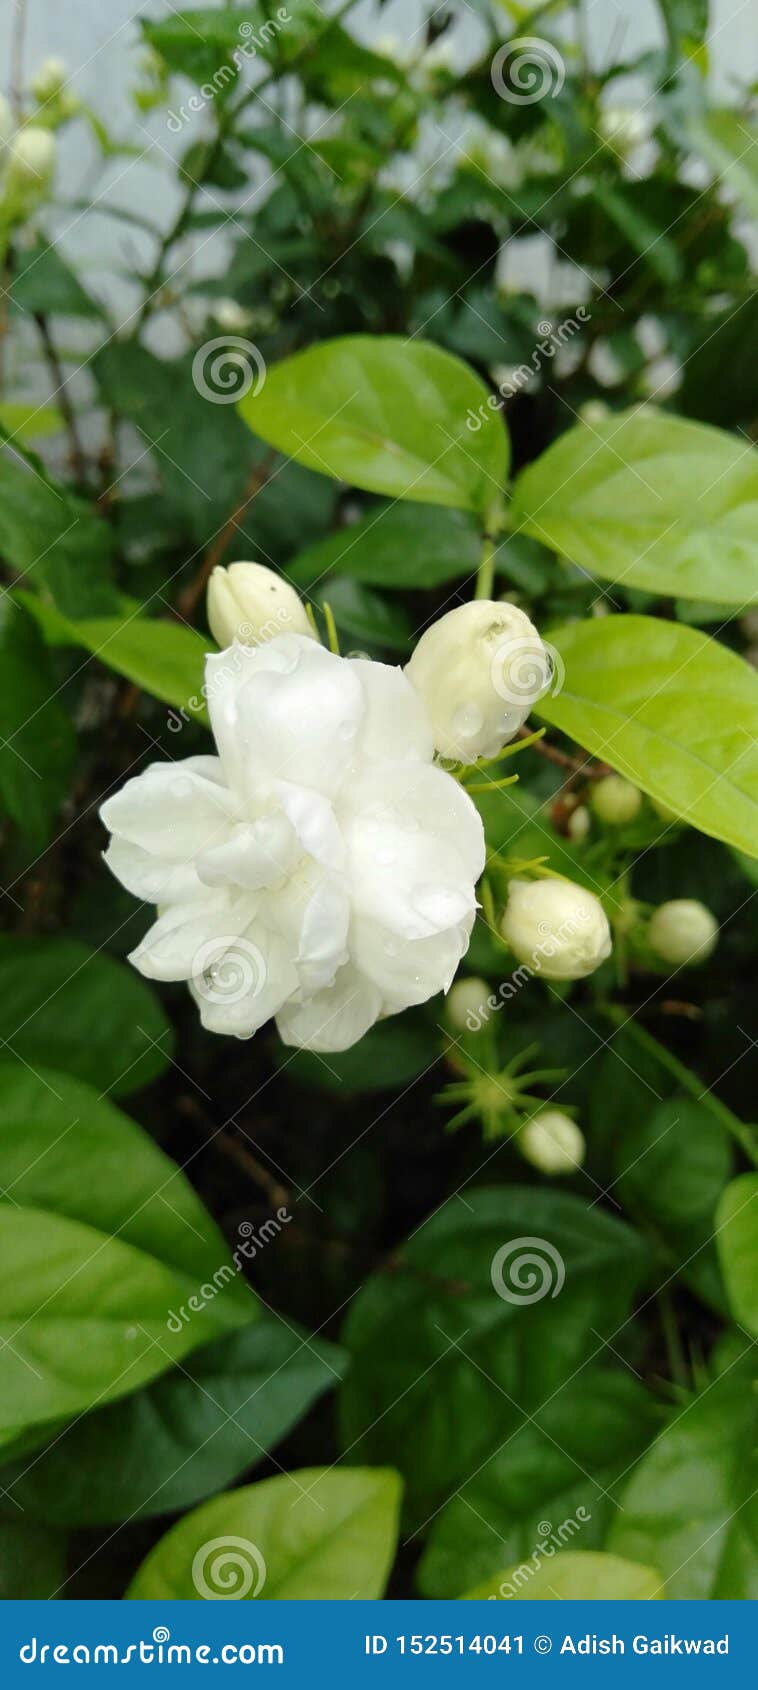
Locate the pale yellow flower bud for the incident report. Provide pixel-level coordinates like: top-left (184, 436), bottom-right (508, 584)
top-left (519, 1110), bottom-right (585, 1174)
top-left (405, 600), bottom-right (550, 762)
top-left (648, 900), bottom-right (718, 967)
top-left (207, 562), bottom-right (315, 650)
top-left (592, 775), bottom-right (642, 826)
top-left (445, 977), bottom-right (492, 1033)
top-left (501, 876), bottom-right (612, 981)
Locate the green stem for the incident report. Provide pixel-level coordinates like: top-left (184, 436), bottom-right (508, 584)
top-left (475, 535), bottom-right (495, 600)
top-left (601, 1006), bottom-right (758, 1167)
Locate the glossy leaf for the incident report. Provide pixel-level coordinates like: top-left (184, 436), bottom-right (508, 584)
top-left (465, 1551), bottom-right (663, 1600)
top-left (128, 1467), bottom-right (402, 1598)
top-left (0, 1315), bottom-right (344, 1525)
top-left (0, 600), bottom-right (75, 852)
top-left (0, 449), bottom-right (116, 616)
top-left (240, 336), bottom-right (508, 515)
top-left (418, 1370), bottom-right (662, 1596)
top-left (512, 410), bottom-right (758, 604)
top-left (20, 595), bottom-right (211, 715)
top-left (0, 937), bottom-right (173, 1096)
top-left (716, 1174), bottom-right (758, 1335)
top-left (340, 1187), bottom-right (648, 1525)
top-left (610, 1345), bottom-right (758, 1597)
top-left (614, 1100), bottom-right (732, 1312)
top-left (287, 503), bottom-right (482, 591)
top-left (536, 615), bottom-right (758, 858)
top-left (0, 1065), bottom-right (254, 1448)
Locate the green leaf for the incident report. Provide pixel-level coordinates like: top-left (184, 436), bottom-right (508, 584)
top-left (536, 615), bottom-right (758, 858)
top-left (0, 402), bottom-right (63, 443)
top-left (609, 1345), bottom-right (758, 1596)
top-left (315, 577), bottom-right (412, 655)
top-left (464, 1551), bottom-right (663, 1600)
top-left (0, 1315), bottom-right (344, 1525)
top-left (418, 1370), bottom-right (662, 1597)
top-left (287, 503), bottom-right (482, 591)
top-left (0, 446), bottom-right (116, 616)
top-left (688, 110), bottom-right (758, 218)
top-left (127, 1467), bottom-right (402, 1598)
top-left (240, 336), bottom-right (508, 516)
top-left (0, 1065), bottom-right (254, 1449)
top-left (340, 1188), bottom-right (648, 1525)
top-left (9, 238), bottom-right (103, 318)
top-left (0, 937), bottom-right (173, 1096)
top-left (512, 410), bottom-right (758, 605)
top-left (716, 1174), bottom-right (758, 1335)
top-left (589, 179), bottom-right (682, 284)
top-left (0, 600), bottom-right (76, 852)
top-left (614, 1100), bottom-right (732, 1311)
top-left (0, 1520), bottom-right (66, 1598)
top-left (20, 595), bottom-right (210, 715)
top-left (282, 1019), bottom-right (434, 1095)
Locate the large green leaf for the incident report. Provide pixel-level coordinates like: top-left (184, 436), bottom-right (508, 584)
top-left (536, 615), bottom-right (758, 857)
top-left (0, 447), bottom-right (116, 616)
top-left (0, 937), bottom-right (173, 1096)
top-left (19, 594), bottom-right (210, 715)
top-left (716, 1174), bottom-right (758, 1335)
top-left (512, 411), bottom-right (758, 604)
top-left (418, 1370), bottom-right (662, 1596)
top-left (0, 600), bottom-right (75, 852)
top-left (128, 1467), bottom-right (402, 1598)
top-left (287, 503), bottom-right (482, 591)
top-left (240, 336), bottom-right (508, 516)
top-left (614, 1099), bottom-right (732, 1311)
top-left (609, 1345), bottom-right (758, 1597)
top-left (465, 1551), bottom-right (663, 1600)
top-left (0, 1065), bottom-right (254, 1449)
top-left (0, 1315), bottom-right (344, 1525)
top-left (9, 238), bottom-right (103, 319)
top-left (339, 1188), bottom-right (648, 1526)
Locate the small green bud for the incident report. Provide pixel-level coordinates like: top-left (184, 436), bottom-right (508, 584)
top-left (648, 900), bottom-right (718, 967)
top-left (592, 775), bottom-right (642, 826)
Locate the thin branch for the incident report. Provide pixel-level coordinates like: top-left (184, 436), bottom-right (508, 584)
top-left (176, 450), bottom-right (278, 621)
top-left (34, 312), bottom-right (89, 487)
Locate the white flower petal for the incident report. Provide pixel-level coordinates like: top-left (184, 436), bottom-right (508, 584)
top-left (352, 913), bottom-right (474, 1012)
top-left (342, 763), bottom-right (482, 939)
top-left (129, 894), bottom-right (254, 983)
top-left (100, 759), bottom-right (235, 859)
top-left (197, 814), bottom-right (299, 891)
top-left (349, 658), bottom-right (433, 764)
top-left (275, 781), bottom-right (345, 871)
top-left (103, 838), bottom-right (206, 904)
top-left (276, 964), bottom-right (381, 1052)
top-left (206, 635), bottom-right (364, 798)
top-left (190, 925), bottom-right (298, 1037)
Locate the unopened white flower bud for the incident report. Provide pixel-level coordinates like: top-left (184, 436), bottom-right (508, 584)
top-left (567, 805), bottom-right (590, 843)
top-left (405, 600), bottom-right (550, 762)
top-left (32, 57), bottom-right (67, 104)
top-left (592, 775), bottom-right (641, 826)
top-left (446, 976), bottom-right (492, 1034)
top-left (501, 876), bottom-right (612, 981)
top-left (519, 1110), bottom-right (585, 1174)
top-left (214, 297), bottom-right (252, 333)
top-left (5, 126), bottom-right (56, 191)
top-left (648, 900), bottom-right (718, 967)
top-left (207, 562), bottom-right (315, 650)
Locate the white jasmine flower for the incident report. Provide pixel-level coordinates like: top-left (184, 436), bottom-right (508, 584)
top-left (207, 561), bottom-right (315, 649)
top-left (404, 600), bottom-right (550, 762)
top-left (501, 876), bottom-right (612, 981)
top-left (100, 636), bottom-right (485, 1052)
top-left (519, 1110), bottom-right (585, 1173)
top-left (648, 899), bottom-right (718, 967)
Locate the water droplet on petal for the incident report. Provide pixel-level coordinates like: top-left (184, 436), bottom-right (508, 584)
top-left (452, 703), bottom-right (484, 741)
